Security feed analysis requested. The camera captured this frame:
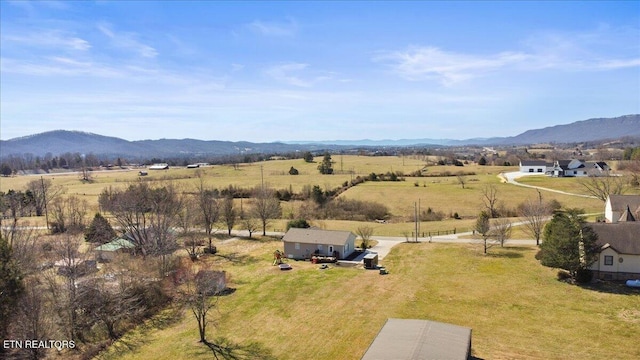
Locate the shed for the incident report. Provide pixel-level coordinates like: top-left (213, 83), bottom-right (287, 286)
top-left (361, 318), bottom-right (472, 360)
top-left (363, 253), bottom-right (379, 269)
top-left (95, 238), bottom-right (136, 262)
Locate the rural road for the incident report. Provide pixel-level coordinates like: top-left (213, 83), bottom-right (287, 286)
top-left (500, 171), bottom-right (597, 199)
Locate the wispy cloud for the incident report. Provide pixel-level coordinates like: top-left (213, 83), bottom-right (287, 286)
top-left (264, 63), bottom-right (334, 87)
top-left (377, 26), bottom-right (640, 85)
top-left (375, 47), bottom-right (529, 85)
top-left (97, 22), bottom-right (158, 58)
top-left (2, 30), bottom-right (91, 51)
top-left (248, 18), bottom-right (297, 37)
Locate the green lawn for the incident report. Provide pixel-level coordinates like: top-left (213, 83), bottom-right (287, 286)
top-left (97, 239), bottom-right (640, 360)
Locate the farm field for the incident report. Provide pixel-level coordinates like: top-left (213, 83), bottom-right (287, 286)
top-left (0, 156), bottom-right (606, 235)
top-left (97, 239), bottom-right (640, 360)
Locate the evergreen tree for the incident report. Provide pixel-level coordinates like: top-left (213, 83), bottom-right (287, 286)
top-left (537, 209), bottom-right (599, 281)
top-left (0, 235), bottom-right (24, 349)
top-left (84, 213), bottom-right (117, 243)
top-left (317, 152), bottom-right (333, 174)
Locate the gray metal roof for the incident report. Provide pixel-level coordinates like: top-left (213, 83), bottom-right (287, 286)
top-left (282, 227), bottom-right (355, 246)
top-left (361, 318), bottom-right (472, 360)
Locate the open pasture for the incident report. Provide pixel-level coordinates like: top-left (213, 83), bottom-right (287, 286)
top-left (517, 174), bottom-right (640, 196)
top-left (101, 239), bottom-right (640, 360)
top-left (0, 156), bottom-right (606, 234)
top-left (339, 173), bottom-right (603, 221)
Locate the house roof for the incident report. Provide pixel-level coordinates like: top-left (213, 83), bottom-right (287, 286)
top-left (590, 222), bottom-right (640, 255)
top-left (618, 205), bottom-right (637, 222)
top-left (607, 195), bottom-right (640, 212)
top-left (282, 227), bottom-right (355, 246)
top-left (361, 318), bottom-right (471, 360)
top-left (520, 160), bottom-right (547, 166)
top-left (95, 238), bottom-right (136, 252)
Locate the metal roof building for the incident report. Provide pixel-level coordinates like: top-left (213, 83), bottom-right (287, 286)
top-left (361, 318), bottom-right (472, 360)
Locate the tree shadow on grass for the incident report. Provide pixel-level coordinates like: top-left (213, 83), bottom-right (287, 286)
top-left (215, 252), bottom-right (258, 265)
top-left (578, 280), bottom-right (640, 295)
top-left (97, 304), bottom-right (184, 359)
top-left (487, 246), bottom-right (534, 259)
top-left (486, 251), bottom-right (524, 259)
top-left (201, 337), bottom-right (276, 360)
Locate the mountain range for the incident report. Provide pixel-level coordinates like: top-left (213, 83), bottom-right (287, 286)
top-left (1, 114), bottom-right (638, 159)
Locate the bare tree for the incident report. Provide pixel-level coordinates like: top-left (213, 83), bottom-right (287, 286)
top-left (579, 172), bottom-right (626, 202)
top-left (26, 177), bottom-right (63, 217)
top-left (13, 278), bottom-right (52, 360)
top-left (456, 174), bottom-right (466, 189)
top-left (251, 187), bottom-right (281, 236)
top-left (45, 234), bottom-right (87, 342)
top-left (491, 218), bottom-right (512, 247)
top-left (356, 226), bottom-right (374, 249)
top-left (240, 209), bottom-right (259, 239)
top-left (180, 265), bottom-right (227, 344)
top-left (475, 211), bottom-right (495, 255)
top-left (481, 184), bottom-right (500, 218)
top-left (220, 196), bottom-right (237, 236)
top-left (148, 184), bottom-right (181, 276)
top-left (177, 194), bottom-right (200, 260)
top-left (518, 198), bottom-right (551, 246)
top-left (99, 182), bottom-right (180, 275)
top-left (49, 195), bottom-right (88, 234)
top-left (195, 176), bottom-right (220, 253)
top-left (77, 276), bottom-right (143, 340)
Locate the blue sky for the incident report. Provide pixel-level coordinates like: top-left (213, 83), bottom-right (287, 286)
top-left (1, 1), bottom-right (639, 142)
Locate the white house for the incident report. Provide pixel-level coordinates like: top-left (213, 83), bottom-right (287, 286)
top-left (604, 195), bottom-right (640, 223)
top-left (518, 160), bottom-right (550, 174)
top-left (549, 159), bottom-right (610, 177)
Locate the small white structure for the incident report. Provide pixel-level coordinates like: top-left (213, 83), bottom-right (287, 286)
top-left (149, 163), bottom-right (169, 170)
top-left (519, 160), bottom-right (549, 174)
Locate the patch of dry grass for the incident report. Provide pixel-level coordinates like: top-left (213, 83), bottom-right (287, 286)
top-left (98, 239), bottom-right (640, 360)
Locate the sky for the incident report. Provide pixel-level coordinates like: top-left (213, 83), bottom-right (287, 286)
top-left (1, 1), bottom-right (639, 143)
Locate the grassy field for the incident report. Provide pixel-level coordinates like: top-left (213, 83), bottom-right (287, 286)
top-left (95, 239), bottom-right (640, 360)
top-left (517, 174), bottom-right (640, 196)
top-left (0, 156), bottom-right (605, 235)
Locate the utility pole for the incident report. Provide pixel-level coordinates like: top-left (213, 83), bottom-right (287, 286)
top-left (41, 176), bottom-right (49, 229)
top-left (418, 198), bottom-right (421, 239)
top-left (260, 165), bottom-right (264, 190)
top-left (414, 202), bottom-right (418, 243)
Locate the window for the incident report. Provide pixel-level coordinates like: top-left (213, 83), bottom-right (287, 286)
top-left (604, 255), bottom-right (613, 266)
top-left (537, 168), bottom-right (543, 172)
top-left (295, 243), bottom-right (300, 250)
top-left (529, 168), bottom-right (534, 173)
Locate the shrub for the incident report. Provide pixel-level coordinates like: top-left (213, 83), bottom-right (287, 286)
top-left (286, 219), bottom-right (311, 230)
top-left (557, 270), bottom-right (572, 281)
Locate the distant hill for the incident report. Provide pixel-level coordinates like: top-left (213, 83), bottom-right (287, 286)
top-left (0, 130), bottom-right (323, 159)
top-left (492, 114), bottom-right (640, 145)
top-left (1, 115), bottom-right (638, 158)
